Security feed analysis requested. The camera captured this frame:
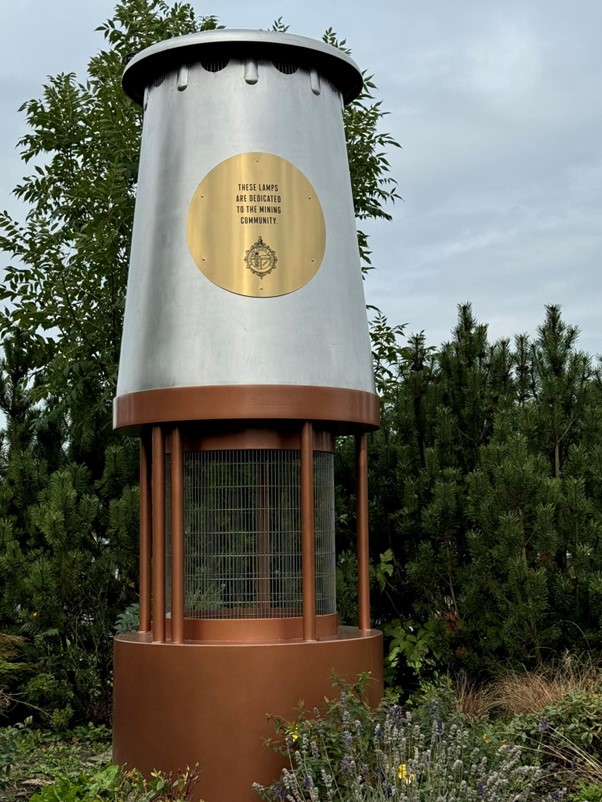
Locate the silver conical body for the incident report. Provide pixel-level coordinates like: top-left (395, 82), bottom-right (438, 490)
top-left (114, 31), bottom-right (377, 430)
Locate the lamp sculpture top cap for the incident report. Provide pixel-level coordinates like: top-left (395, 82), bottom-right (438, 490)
top-left (122, 28), bottom-right (363, 106)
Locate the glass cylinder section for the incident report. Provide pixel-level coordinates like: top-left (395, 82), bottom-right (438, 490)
top-left (166, 449), bottom-right (335, 619)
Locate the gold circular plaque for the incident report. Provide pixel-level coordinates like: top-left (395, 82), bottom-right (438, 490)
top-left (187, 152), bottom-right (326, 298)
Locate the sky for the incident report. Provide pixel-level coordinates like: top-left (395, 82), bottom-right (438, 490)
top-left (1, 0), bottom-right (601, 356)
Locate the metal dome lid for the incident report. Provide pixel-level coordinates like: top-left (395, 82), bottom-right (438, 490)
top-left (122, 28), bottom-right (363, 105)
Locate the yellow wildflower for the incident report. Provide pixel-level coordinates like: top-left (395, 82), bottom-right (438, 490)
top-left (397, 764), bottom-right (415, 784)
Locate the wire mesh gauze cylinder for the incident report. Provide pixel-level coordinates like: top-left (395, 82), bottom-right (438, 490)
top-left (165, 444), bottom-right (335, 622)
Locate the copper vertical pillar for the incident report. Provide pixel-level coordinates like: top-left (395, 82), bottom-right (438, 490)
top-left (139, 431), bottom-right (151, 633)
top-left (356, 432), bottom-right (371, 632)
top-left (301, 422), bottom-right (316, 641)
top-left (170, 426), bottom-right (185, 644)
top-left (151, 425), bottom-right (166, 643)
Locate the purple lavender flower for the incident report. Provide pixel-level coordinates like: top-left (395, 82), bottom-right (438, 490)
top-left (340, 756), bottom-right (353, 778)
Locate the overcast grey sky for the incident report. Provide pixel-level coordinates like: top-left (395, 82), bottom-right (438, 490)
top-left (1, 0), bottom-right (601, 355)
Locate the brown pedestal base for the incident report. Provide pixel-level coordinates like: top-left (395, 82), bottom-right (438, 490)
top-left (113, 627), bottom-right (383, 802)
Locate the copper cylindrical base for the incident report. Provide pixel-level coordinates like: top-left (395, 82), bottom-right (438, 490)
top-left (113, 628), bottom-right (383, 802)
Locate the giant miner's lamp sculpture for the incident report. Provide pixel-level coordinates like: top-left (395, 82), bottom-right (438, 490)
top-left (112, 29), bottom-right (383, 802)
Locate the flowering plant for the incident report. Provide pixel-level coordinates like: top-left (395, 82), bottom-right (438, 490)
top-left (254, 676), bottom-right (565, 802)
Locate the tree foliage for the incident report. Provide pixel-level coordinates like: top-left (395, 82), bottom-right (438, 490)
top-left (342, 303), bottom-right (602, 686)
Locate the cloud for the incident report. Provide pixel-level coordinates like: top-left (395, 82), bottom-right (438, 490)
top-left (466, 15), bottom-right (543, 102)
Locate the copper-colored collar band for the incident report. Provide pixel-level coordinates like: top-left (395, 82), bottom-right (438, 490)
top-left (113, 385), bottom-right (380, 432)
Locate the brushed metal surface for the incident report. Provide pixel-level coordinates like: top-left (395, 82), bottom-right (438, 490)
top-left (116, 33), bottom-right (376, 402)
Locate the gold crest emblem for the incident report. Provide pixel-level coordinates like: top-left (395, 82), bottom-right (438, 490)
top-left (244, 236), bottom-right (277, 279)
